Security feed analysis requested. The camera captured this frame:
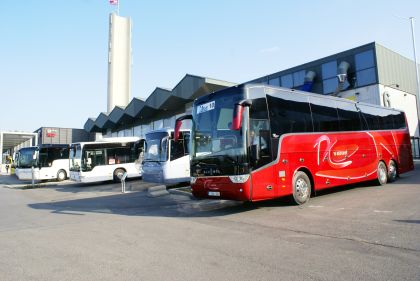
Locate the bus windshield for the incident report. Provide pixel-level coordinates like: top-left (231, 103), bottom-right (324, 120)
top-left (17, 147), bottom-right (37, 168)
top-left (192, 92), bottom-right (246, 161)
top-left (144, 132), bottom-right (169, 162)
top-left (70, 144), bottom-right (82, 171)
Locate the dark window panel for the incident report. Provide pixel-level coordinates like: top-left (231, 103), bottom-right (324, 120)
top-left (322, 77), bottom-right (338, 94)
top-left (309, 97), bottom-right (340, 132)
top-left (268, 77), bottom-right (280, 86)
top-left (355, 50), bottom-right (375, 71)
top-left (293, 70), bottom-right (306, 87)
top-left (267, 94), bottom-right (313, 136)
top-left (336, 101), bottom-right (363, 131)
top-left (322, 61), bottom-right (337, 79)
top-left (281, 74), bottom-right (293, 88)
top-left (356, 67), bottom-right (377, 87)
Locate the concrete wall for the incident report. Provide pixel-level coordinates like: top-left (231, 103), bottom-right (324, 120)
top-left (107, 13), bottom-right (131, 113)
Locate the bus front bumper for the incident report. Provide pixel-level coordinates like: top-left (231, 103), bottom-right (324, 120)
top-left (191, 176), bottom-right (251, 201)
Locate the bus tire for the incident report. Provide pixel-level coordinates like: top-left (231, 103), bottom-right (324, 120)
top-left (376, 161), bottom-right (388, 186)
top-left (292, 171), bottom-right (311, 205)
top-left (57, 170), bottom-right (67, 182)
top-left (113, 168), bottom-right (125, 182)
top-left (387, 160), bottom-right (397, 182)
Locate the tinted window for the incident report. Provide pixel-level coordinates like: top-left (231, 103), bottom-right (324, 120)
top-left (281, 74), bottom-right (293, 88)
top-left (170, 132), bottom-right (190, 161)
top-left (355, 50), bottom-right (375, 71)
top-left (323, 78), bottom-right (338, 94)
top-left (356, 67), bottom-right (377, 87)
top-left (309, 97), bottom-right (340, 132)
top-left (357, 104), bottom-right (400, 130)
top-left (336, 101), bottom-right (363, 131)
top-left (293, 70), bottom-right (306, 87)
top-left (392, 111), bottom-right (406, 129)
top-left (268, 77), bottom-right (280, 86)
top-left (267, 94), bottom-right (312, 136)
top-left (322, 61), bottom-right (337, 79)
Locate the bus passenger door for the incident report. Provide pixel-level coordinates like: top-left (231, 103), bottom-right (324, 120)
top-left (249, 130), bottom-right (277, 201)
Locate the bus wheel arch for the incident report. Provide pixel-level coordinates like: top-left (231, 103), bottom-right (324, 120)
top-left (113, 168), bottom-right (126, 182)
top-left (387, 159), bottom-right (398, 182)
top-left (376, 161), bottom-right (388, 186)
top-left (292, 168), bottom-right (314, 205)
top-left (57, 169), bottom-right (67, 181)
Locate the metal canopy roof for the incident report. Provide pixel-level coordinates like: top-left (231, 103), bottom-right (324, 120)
top-left (108, 106), bottom-right (127, 124)
top-left (95, 112), bottom-right (110, 129)
top-left (0, 131), bottom-right (38, 163)
top-left (84, 118), bottom-right (100, 133)
top-left (125, 98), bottom-right (145, 118)
top-left (84, 74), bottom-right (237, 132)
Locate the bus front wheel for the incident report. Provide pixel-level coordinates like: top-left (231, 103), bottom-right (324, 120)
top-left (292, 171), bottom-right (311, 205)
top-left (57, 170), bottom-right (67, 182)
top-left (376, 161), bottom-right (388, 186)
top-left (113, 168), bottom-right (125, 182)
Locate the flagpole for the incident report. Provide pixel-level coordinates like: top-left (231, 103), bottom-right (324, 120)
top-left (117, 0), bottom-right (120, 15)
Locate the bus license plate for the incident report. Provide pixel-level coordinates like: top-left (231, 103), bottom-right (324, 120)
top-left (208, 191), bottom-right (220, 196)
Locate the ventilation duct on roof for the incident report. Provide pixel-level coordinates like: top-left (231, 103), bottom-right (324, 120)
top-left (300, 71), bottom-right (316, 92)
top-left (333, 61), bottom-right (350, 96)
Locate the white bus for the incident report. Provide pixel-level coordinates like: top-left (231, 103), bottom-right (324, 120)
top-left (142, 128), bottom-right (190, 184)
top-left (15, 144), bottom-right (70, 181)
top-left (69, 137), bottom-right (144, 183)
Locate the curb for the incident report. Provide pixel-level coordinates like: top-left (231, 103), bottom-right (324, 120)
top-left (168, 187), bottom-right (194, 198)
top-left (147, 185), bottom-right (169, 197)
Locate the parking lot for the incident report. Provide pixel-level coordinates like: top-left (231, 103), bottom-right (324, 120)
top-left (0, 163), bottom-right (419, 281)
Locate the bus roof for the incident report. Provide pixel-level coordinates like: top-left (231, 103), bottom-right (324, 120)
top-left (71, 136), bottom-right (141, 146)
top-left (245, 84), bottom-right (405, 114)
top-left (197, 83), bottom-right (404, 114)
top-left (145, 128), bottom-right (190, 135)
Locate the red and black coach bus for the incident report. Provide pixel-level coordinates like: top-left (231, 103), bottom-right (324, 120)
top-left (175, 84), bottom-right (413, 204)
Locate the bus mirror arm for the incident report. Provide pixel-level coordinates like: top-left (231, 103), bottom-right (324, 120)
top-left (174, 114), bottom-right (192, 141)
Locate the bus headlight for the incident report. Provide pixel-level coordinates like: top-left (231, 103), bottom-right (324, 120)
top-left (229, 175), bottom-right (250, 183)
top-left (190, 177), bottom-right (197, 184)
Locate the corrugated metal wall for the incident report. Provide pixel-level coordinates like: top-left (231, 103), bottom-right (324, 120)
top-left (37, 128), bottom-right (94, 144)
top-left (375, 43), bottom-right (419, 95)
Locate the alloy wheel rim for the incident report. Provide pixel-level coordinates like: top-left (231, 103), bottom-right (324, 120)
top-left (296, 178), bottom-right (309, 201)
top-left (379, 165), bottom-right (387, 183)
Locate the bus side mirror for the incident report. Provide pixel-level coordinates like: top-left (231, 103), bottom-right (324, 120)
top-left (174, 114), bottom-right (193, 141)
top-left (174, 120), bottom-right (182, 142)
top-left (232, 99), bottom-right (252, 131)
top-left (250, 144), bottom-right (259, 163)
top-left (231, 104), bottom-right (243, 130)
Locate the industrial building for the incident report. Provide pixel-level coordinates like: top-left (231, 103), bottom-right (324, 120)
top-left (84, 42), bottom-right (420, 142)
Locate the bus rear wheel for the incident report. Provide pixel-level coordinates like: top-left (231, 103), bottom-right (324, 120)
top-left (388, 160), bottom-right (397, 182)
top-left (292, 171), bottom-right (311, 205)
top-left (57, 170), bottom-right (67, 182)
top-left (376, 161), bottom-right (388, 186)
top-left (113, 168), bottom-right (125, 182)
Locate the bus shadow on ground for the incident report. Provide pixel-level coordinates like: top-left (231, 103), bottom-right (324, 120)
top-left (27, 189), bottom-right (297, 218)
top-left (26, 163), bottom-right (420, 218)
top-left (42, 178), bottom-right (156, 194)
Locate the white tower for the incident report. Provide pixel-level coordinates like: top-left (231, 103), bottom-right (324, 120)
top-left (107, 13), bottom-right (132, 113)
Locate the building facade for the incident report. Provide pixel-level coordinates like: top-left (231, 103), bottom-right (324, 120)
top-left (250, 42), bottom-right (419, 137)
top-left (84, 42), bottom-right (420, 139)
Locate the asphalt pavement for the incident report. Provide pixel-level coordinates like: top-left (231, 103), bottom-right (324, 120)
top-left (0, 164), bottom-right (419, 281)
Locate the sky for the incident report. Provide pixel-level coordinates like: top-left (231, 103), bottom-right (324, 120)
top-left (1, 0), bottom-right (420, 132)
